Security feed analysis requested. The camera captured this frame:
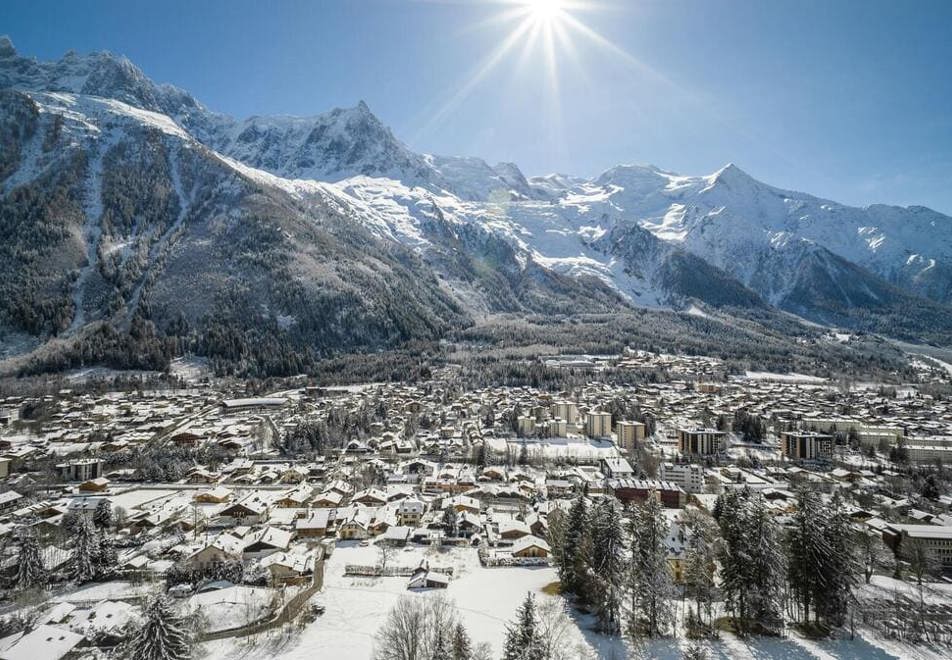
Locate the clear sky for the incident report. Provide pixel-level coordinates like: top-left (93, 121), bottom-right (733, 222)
top-left (4, 0), bottom-right (952, 213)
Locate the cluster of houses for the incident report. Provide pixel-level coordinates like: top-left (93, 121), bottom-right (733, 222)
top-left (3, 361), bottom-right (952, 658)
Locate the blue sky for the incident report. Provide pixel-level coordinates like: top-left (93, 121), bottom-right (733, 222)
top-left (5, 0), bottom-right (952, 213)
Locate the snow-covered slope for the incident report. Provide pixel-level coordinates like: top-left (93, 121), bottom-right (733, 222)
top-left (3, 36), bottom-right (952, 350)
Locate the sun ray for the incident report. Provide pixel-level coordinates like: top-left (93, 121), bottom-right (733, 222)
top-left (414, 16), bottom-right (538, 139)
top-left (413, 0), bottom-right (694, 153)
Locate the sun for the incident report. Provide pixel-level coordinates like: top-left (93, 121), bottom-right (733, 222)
top-left (525, 0), bottom-right (566, 23)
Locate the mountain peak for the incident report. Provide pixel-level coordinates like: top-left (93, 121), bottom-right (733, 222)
top-left (711, 162), bottom-right (753, 183)
top-left (0, 35), bottom-right (15, 58)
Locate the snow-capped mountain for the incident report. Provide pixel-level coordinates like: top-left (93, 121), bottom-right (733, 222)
top-left (2, 37), bottom-right (952, 372)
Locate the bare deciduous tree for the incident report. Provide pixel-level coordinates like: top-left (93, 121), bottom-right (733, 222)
top-left (373, 595), bottom-right (463, 660)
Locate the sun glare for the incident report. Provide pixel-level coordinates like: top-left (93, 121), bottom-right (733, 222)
top-left (417, 0), bottom-right (679, 151)
top-left (526, 0), bottom-right (565, 23)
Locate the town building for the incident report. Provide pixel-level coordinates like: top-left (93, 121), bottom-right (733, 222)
top-left (677, 429), bottom-right (726, 456)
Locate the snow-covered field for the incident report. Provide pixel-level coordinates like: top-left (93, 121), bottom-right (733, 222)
top-left (200, 543), bottom-right (941, 660)
top-left (741, 371), bottom-right (829, 384)
top-left (204, 543), bottom-right (560, 659)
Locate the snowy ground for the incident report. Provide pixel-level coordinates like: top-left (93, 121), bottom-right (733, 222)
top-left (740, 371), bottom-right (828, 384)
top-left (199, 543), bottom-right (940, 660)
top-left (188, 586), bottom-right (275, 633)
top-left (204, 543), bottom-right (561, 659)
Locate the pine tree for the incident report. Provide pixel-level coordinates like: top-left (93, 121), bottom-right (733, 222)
top-left (93, 498), bottom-right (113, 529)
top-left (627, 495), bottom-right (675, 638)
top-left (518, 440), bottom-right (529, 466)
top-left (590, 498), bottom-right (624, 634)
top-left (451, 622), bottom-right (472, 660)
top-left (474, 442), bottom-right (487, 469)
top-left (816, 494), bottom-right (857, 627)
top-left (788, 490), bottom-right (826, 624)
top-left (72, 515), bottom-right (98, 584)
top-left (715, 490), bottom-right (785, 636)
top-left (94, 530), bottom-right (119, 578)
top-left (683, 509), bottom-right (719, 629)
top-left (502, 593), bottom-right (544, 660)
top-left (129, 595), bottom-right (192, 660)
top-left (16, 530), bottom-right (47, 590)
top-left (788, 491), bottom-right (857, 628)
top-left (560, 497), bottom-right (591, 602)
top-left (744, 494), bottom-right (785, 631)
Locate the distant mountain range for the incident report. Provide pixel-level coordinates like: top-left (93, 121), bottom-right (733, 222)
top-left (2, 36), bottom-right (951, 372)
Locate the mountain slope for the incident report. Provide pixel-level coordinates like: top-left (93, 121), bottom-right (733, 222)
top-left (2, 36), bottom-right (952, 377)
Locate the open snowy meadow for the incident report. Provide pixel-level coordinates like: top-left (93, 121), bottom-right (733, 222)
top-left (199, 542), bottom-right (941, 660)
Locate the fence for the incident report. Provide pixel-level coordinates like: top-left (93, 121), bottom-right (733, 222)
top-left (199, 555), bottom-right (325, 642)
top-left (343, 564), bottom-right (454, 578)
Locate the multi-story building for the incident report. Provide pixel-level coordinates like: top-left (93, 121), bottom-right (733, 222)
top-left (659, 462), bottom-right (706, 494)
top-left (884, 524), bottom-right (952, 570)
top-left (550, 401), bottom-right (578, 424)
top-left (548, 418), bottom-right (568, 438)
top-left (55, 458), bottom-right (104, 482)
top-left (616, 420), bottom-right (646, 452)
top-left (607, 478), bottom-right (685, 509)
top-left (904, 437), bottom-right (952, 464)
top-left (677, 429), bottom-right (726, 456)
top-left (586, 411), bottom-right (613, 438)
top-left (780, 431), bottom-right (834, 462)
top-left (517, 416), bottom-right (536, 437)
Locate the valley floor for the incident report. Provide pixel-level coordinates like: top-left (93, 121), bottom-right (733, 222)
top-left (202, 544), bottom-right (941, 660)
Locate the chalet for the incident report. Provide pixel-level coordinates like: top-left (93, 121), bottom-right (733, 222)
top-left (187, 533), bottom-right (244, 570)
top-left (243, 527), bottom-right (294, 559)
top-left (397, 499), bottom-right (426, 526)
top-left (194, 486), bottom-right (233, 504)
top-left (444, 495), bottom-right (481, 514)
top-left (296, 509), bottom-right (332, 539)
top-left (338, 509), bottom-right (373, 540)
top-left (78, 477), bottom-right (110, 493)
top-left (219, 493), bottom-right (271, 525)
top-left (457, 511), bottom-right (482, 539)
top-left (0, 624), bottom-right (84, 660)
top-left (259, 549), bottom-right (316, 584)
top-left (408, 563), bottom-right (450, 589)
top-left (186, 468), bottom-right (220, 484)
top-left (601, 457), bottom-right (635, 479)
top-left (275, 484), bottom-right (314, 508)
top-left (511, 536), bottom-right (551, 558)
top-left (0, 490), bottom-right (23, 513)
top-left (311, 491), bottom-right (344, 508)
top-left (498, 519), bottom-right (531, 541)
top-left (352, 488), bottom-right (388, 507)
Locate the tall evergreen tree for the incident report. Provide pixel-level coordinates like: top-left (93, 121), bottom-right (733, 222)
top-left (94, 530), bottom-right (119, 578)
top-left (502, 593), bottom-right (544, 660)
top-left (93, 498), bottom-right (113, 529)
top-left (16, 530), bottom-right (47, 590)
top-left (788, 491), bottom-right (857, 628)
top-left (627, 496), bottom-right (675, 638)
top-left (72, 515), bottom-right (98, 584)
top-left (451, 622), bottom-right (472, 660)
top-left (715, 489), bottom-right (785, 635)
top-left (683, 509), bottom-right (719, 629)
top-left (559, 497), bottom-right (591, 602)
top-left (590, 498), bottom-right (625, 634)
top-left (129, 595), bottom-right (191, 660)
